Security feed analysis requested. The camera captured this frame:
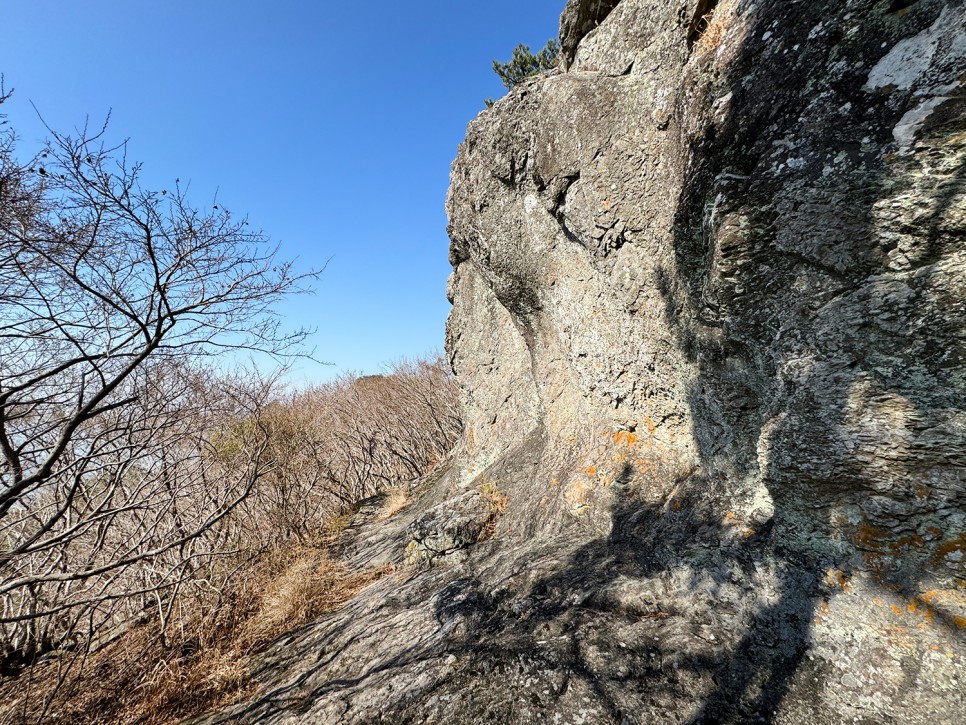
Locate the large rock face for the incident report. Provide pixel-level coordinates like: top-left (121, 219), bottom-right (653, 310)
top-left (206, 2), bottom-right (966, 723)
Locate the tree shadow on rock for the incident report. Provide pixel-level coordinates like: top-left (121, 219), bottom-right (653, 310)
top-left (657, 0), bottom-right (966, 719)
top-left (424, 468), bottom-right (825, 723)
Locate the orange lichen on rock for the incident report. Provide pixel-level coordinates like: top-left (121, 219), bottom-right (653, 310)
top-left (824, 568), bottom-right (853, 592)
top-left (916, 589), bottom-right (966, 629)
top-left (613, 431), bottom-right (639, 446)
top-left (565, 479), bottom-right (591, 513)
top-left (815, 600), bottom-right (830, 623)
top-left (932, 533), bottom-right (966, 565)
top-left (920, 589), bottom-right (965, 607)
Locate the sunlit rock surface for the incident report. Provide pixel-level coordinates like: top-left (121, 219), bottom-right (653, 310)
top-left (202, 1), bottom-right (966, 722)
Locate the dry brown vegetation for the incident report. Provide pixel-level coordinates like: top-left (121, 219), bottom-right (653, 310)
top-left (0, 357), bottom-right (459, 724)
top-left (478, 481), bottom-right (509, 541)
top-left (0, 84), bottom-right (461, 723)
top-left (695, 1), bottom-right (736, 54)
top-left (378, 487), bottom-right (411, 521)
top-left (253, 358), bottom-right (461, 534)
top-left (1, 546), bottom-right (392, 724)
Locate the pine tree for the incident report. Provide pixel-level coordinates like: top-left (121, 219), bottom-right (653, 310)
top-left (485, 39), bottom-right (560, 107)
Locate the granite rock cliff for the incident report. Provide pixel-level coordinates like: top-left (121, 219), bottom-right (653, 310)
top-left (204, 1), bottom-right (966, 722)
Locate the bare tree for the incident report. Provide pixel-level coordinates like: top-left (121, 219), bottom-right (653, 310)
top-left (247, 356), bottom-right (462, 541)
top-left (0, 92), bottom-right (316, 674)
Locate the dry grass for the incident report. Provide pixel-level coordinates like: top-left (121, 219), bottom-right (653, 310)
top-left (696, 1), bottom-right (736, 54)
top-left (478, 481), bottom-right (509, 541)
top-left (236, 551), bottom-right (392, 653)
top-left (322, 512), bottom-right (353, 540)
top-left (377, 487), bottom-right (411, 521)
top-left (0, 355), bottom-right (458, 723)
top-left (480, 481), bottom-right (509, 515)
top-left (0, 623), bottom-right (257, 725)
top-left (0, 548), bottom-right (392, 725)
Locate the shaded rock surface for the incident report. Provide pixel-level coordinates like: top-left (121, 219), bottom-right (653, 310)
top-left (202, 1), bottom-right (966, 723)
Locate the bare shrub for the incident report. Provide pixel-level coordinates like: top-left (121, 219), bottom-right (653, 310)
top-left (0, 80), bottom-right (460, 722)
top-left (0, 545), bottom-right (392, 724)
top-left (0, 86), bottom-right (315, 719)
top-left (0, 353), bottom-right (460, 723)
top-left (247, 356), bottom-right (461, 539)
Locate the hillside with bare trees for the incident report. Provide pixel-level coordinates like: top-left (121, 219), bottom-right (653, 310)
top-left (0, 85), bottom-right (462, 723)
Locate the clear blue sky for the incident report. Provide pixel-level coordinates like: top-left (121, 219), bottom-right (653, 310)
top-left (0, 0), bottom-right (564, 383)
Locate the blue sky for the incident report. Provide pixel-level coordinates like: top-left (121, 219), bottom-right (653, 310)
top-left (0, 0), bottom-right (564, 383)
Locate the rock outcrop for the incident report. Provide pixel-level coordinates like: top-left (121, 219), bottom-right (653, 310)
top-left (204, 1), bottom-right (966, 722)
top-left (559, 0), bottom-right (622, 68)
